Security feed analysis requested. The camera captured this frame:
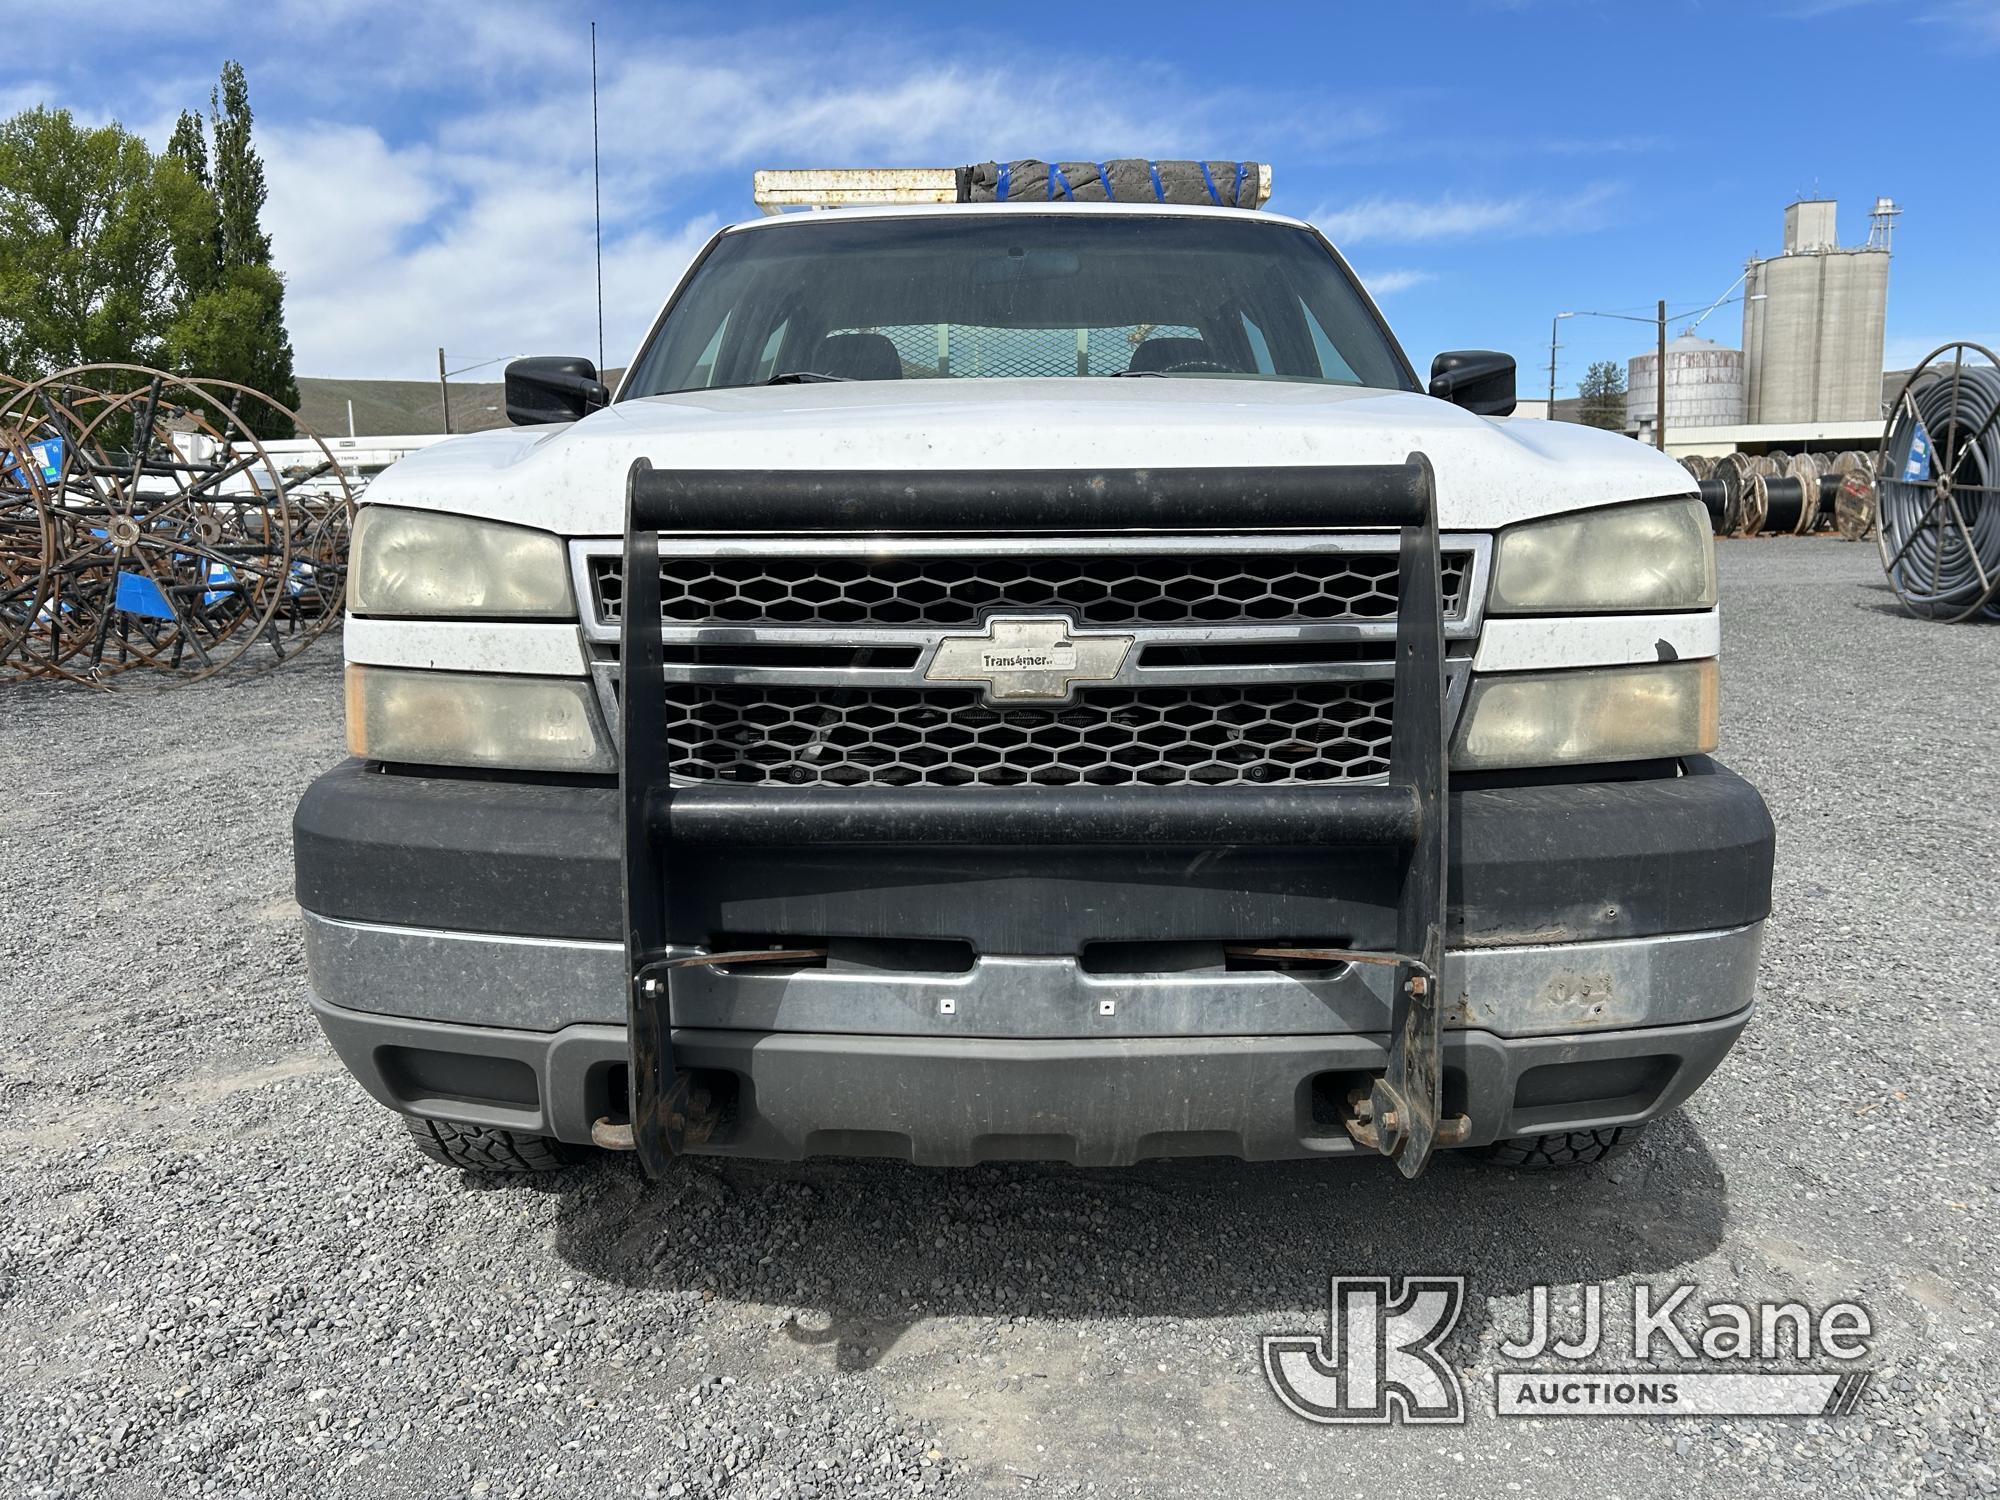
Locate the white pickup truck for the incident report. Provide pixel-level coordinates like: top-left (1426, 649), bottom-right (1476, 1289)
top-left (296, 161), bottom-right (1772, 1181)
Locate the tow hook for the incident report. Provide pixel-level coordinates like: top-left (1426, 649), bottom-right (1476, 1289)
top-left (1343, 1087), bottom-right (1471, 1153)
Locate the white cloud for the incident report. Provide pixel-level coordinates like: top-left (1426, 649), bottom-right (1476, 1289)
top-left (10, 3), bottom-right (1389, 378)
top-left (1357, 269), bottom-right (1435, 297)
top-left (1310, 184), bottom-right (1621, 246)
top-left (263, 121), bottom-right (721, 377)
top-left (253, 19), bottom-right (1335, 377)
top-left (1921, 0), bottom-right (2000, 48)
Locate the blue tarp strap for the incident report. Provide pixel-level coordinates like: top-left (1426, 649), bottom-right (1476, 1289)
top-left (1097, 162), bottom-right (1115, 200)
top-left (1199, 162), bottom-right (1221, 205)
top-left (996, 163), bottom-right (1010, 201)
top-left (1148, 161), bottom-right (1165, 201)
top-left (1049, 164), bottom-right (1074, 200)
top-left (1232, 162), bottom-right (1246, 206)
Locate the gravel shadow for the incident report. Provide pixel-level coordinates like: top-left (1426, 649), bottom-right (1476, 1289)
top-left (549, 1109), bottom-right (1727, 1370)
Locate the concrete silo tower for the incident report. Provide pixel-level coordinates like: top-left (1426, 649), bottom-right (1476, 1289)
top-left (1741, 198), bottom-right (1894, 424)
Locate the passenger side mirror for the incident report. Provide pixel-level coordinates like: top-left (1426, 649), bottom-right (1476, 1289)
top-left (505, 356), bottom-right (610, 425)
top-left (1428, 350), bottom-right (1516, 417)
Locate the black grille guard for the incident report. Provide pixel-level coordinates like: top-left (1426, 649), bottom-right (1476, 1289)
top-left (617, 461), bottom-right (1463, 1179)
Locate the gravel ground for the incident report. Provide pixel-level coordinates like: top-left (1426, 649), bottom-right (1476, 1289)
top-left (1, 540), bottom-right (1995, 1499)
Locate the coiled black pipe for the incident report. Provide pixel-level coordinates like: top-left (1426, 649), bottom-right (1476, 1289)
top-left (1878, 358), bottom-right (2000, 619)
top-left (1696, 477), bottom-right (1728, 528)
top-left (1757, 475), bottom-right (1816, 535)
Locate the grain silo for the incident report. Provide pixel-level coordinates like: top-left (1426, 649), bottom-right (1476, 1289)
top-left (1741, 198), bottom-right (1894, 424)
top-left (1628, 335), bottom-right (1746, 440)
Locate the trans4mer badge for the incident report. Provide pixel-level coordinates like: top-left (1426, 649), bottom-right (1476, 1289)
top-left (924, 615), bottom-right (1133, 701)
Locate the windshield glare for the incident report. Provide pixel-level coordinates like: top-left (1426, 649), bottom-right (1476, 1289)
top-left (621, 214), bottom-right (1414, 398)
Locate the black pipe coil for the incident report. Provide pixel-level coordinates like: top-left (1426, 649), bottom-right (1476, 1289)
top-left (1879, 365), bottom-right (2000, 618)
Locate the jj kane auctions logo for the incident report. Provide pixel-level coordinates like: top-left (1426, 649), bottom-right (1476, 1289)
top-left (1264, 1277), bottom-right (1874, 1423)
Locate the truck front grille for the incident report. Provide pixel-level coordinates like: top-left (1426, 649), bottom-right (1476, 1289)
top-left (575, 530), bottom-right (1488, 790)
top-left (664, 682), bottom-right (1397, 788)
top-left (589, 549), bottom-right (1473, 629)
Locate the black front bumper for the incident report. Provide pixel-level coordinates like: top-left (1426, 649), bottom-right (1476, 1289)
top-left (295, 755), bottom-right (1774, 953)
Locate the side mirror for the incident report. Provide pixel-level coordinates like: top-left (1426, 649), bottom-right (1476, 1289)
top-left (505, 356), bottom-right (610, 425)
top-left (1428, 350), bottom-right (1516, 417)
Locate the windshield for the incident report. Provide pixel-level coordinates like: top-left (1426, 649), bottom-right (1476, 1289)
top-left (620, 213), bottom-right (1415, 397)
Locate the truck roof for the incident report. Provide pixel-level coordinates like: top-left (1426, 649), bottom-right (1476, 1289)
top-left (722, 200), bottom-right (1319, 238)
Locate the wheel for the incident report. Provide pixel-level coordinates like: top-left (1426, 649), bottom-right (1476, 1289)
top-left (401, 1117), bottom-right (575, 1174)
top-left (1474, 1124), bottom-right (1646, 1170)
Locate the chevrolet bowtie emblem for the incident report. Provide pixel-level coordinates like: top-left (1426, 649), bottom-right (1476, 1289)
top-left (924, 616), bottom-right (1134, 702)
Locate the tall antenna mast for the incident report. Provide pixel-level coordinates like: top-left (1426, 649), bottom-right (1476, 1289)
top-left (591, 20), bottom-right (605, 371)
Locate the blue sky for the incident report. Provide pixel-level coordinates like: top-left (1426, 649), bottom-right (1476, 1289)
top-left (10, 0), bottom-right (1997, 387)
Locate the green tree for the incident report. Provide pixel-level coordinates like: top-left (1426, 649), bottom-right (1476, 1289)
top-left (210, 62), bottom-right (273, 272)
top-left (165, 108), bottom-right (222, 298)
top-left (1577, 360), bottom-right (1627, 431)
top-left (163, 62), bottom-right (298, 435)
top-left (0, 107), bottom-right (209, 376)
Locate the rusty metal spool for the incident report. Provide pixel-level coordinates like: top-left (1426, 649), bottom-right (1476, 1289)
top-left (14, 368), bottom-right (294, 681)
top-left (184, 377), bottom-right (356, 666)
top-left (0, 418), bottom-right (57, 682)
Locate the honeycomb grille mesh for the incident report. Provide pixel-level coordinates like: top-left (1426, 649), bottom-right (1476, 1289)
top-left (592, 550), bottom-right (1471, 629)
top-left (664, 682), bottom-right (1396, 788)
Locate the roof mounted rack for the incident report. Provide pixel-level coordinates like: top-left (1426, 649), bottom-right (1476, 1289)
top-left (752, 160), bottom-right (1273, 215)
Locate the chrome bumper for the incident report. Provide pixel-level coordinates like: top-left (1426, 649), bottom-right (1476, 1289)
top-left (303, 910), bottom-right (1761, 1041)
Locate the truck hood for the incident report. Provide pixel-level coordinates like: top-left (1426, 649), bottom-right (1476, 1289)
top-left (365, 378), bottom-right (1694, 535)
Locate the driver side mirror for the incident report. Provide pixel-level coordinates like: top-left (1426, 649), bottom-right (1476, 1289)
top-left (1428, 350), bottom-right (1516, 417)
top-left (505, 356), bottom-right (610, 425)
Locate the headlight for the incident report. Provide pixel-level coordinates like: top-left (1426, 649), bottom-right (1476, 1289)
top-left (1453, 660), bottom-right (1718, 770)
top-left (348, 506), bottom-right (573, 618)
top-left (1490, 499), bottom-right (1715, 614)
top-left (346, 665), bottom-right (612, 773)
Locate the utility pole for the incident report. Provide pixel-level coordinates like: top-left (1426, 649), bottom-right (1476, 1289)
top-left (1655, 299), bottom-right (1667, 451)
top-left (437, 346), bottom-right (452, 435)
top-left (1547, 311), bottom-right (1572, 414)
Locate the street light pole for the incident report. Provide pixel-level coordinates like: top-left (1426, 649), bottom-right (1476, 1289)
top-left (1548, 306), bottom-right (1671, 436)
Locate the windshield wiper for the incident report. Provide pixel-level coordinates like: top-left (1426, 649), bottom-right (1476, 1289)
top-left (1109, 368), bottom-right (1168, 377)
top-left (762, 370), bottom-right (851, 384)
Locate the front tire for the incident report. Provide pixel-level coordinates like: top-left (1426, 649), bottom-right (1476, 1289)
top-left (402, 1117), bottom-right (575, 1175)
top-left (1474, 1125), bottom-right (1645, 1170)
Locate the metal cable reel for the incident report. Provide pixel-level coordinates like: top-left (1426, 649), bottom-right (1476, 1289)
top-left (1876, 342), bottom-right (2000, 621)
top-left (185, 377), bottom-right (355, 665)
top-left (21, 367), bottom-right (293, 680)
top-left (0, 414), bottom-right (56, 682)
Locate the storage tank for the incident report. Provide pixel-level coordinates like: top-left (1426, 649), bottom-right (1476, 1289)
top-left (1742, 198), bottom-right (1891, 424)
top-left (1627, 334), bottom-right (1746, 439)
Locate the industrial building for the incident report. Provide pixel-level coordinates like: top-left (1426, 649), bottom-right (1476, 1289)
top-left (1624, 196), bottom-right (1898, 457)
